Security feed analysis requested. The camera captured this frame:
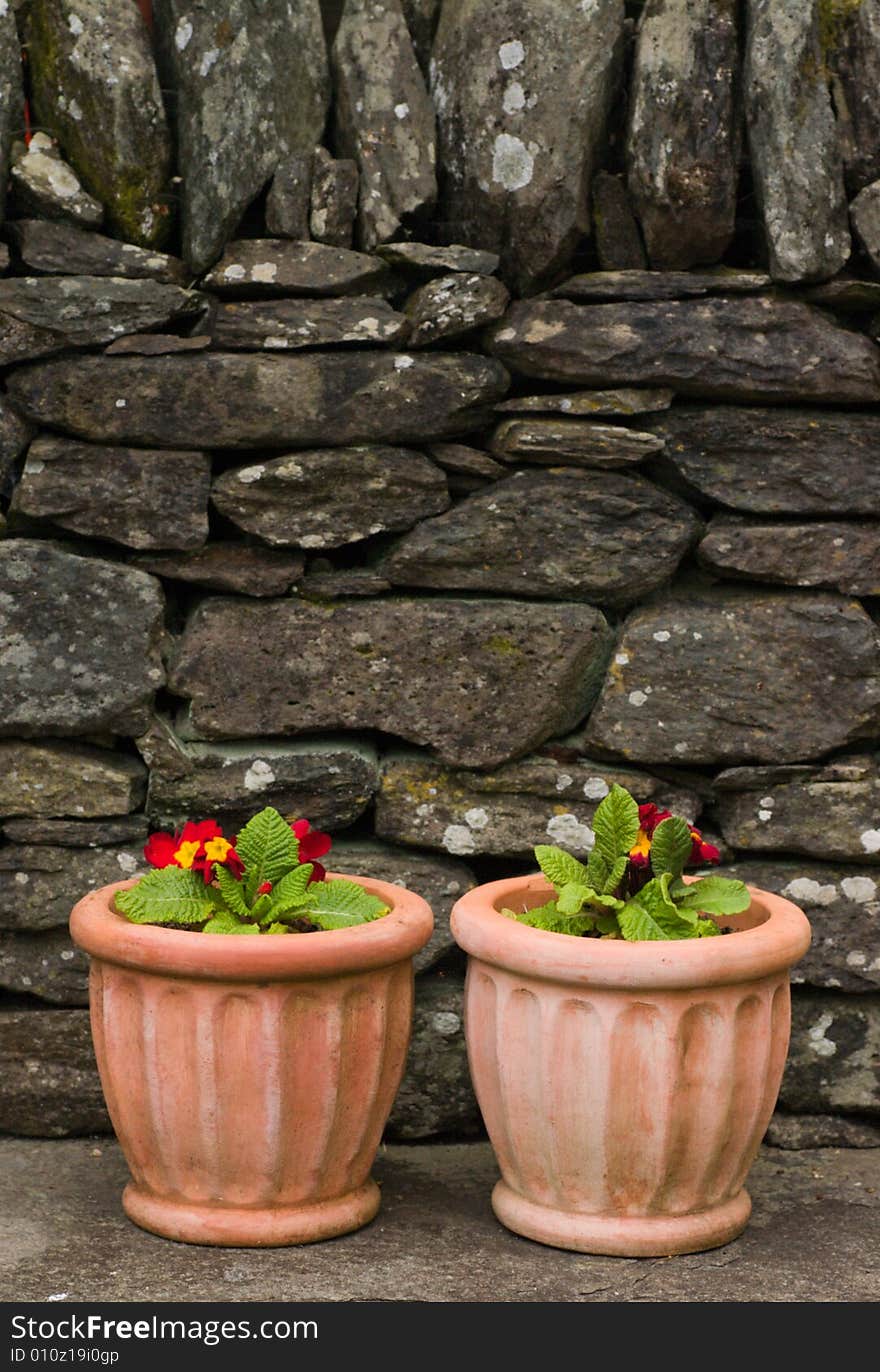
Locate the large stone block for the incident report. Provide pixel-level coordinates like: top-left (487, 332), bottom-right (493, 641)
top-left (781, 993), bottom-right (880, 1116)
top-left (24, 0), bottom-right (171, 247)
top-left (0, 1010), bottom-right (110, 1137)
top-left (380, 468), bottom-right (700, 607)
top-left (431, 0), bottom-right (624, 291)
top-left (128, 544), bottom-right (305, 598)
top-left (376, 750), bottom-right (702, 858)
top-left (0, 740), bottom-right (146, 819)
top-left (0, 844), bottom-right (146, 932)
top-left (827, 0), bottom-right (880, 193)
top-left (584, 588), bottom-right (880, 766)
top-left (6, 352), bottom-right (509, 449)
top-left (0, 929), bottom-right (89, 1006)
top-left (153, 0), bottom-right (329, 270)
top-left (8, 221), bottom-right (187, 283)
top-left (202, 239), bottom-right (389, 296)
top-left (386, 975), bottom-right (480, 1139)
top-left (0, 542), bottom-right (165, 739)
top-left (169, 596), bottom-right (613, 768)
top-left (487, 297), bottom-right (880, 403)
top-left (0, 9), bottom-right (22, 224)
top-left (698, 518), bottom-right (880, 596)
top-left (211, 297), bottom-right (408, 351)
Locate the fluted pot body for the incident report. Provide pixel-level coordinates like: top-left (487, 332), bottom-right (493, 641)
top-left (451, 875), bottom-right (810, 1257)
top-left (70, 874), bottom-right (433, 1247)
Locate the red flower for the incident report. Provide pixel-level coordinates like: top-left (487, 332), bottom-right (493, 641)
top-left (689, 829), bottom-right (720, 867)
top-left (144, 831), bottom-right (178, 868)
top-left (143, 819), bottom-right (243, 884)
top-left (309, 862), bottom-right (326, 884)
top-left (257, 882), bottom-right (273, 896)
top-left (291, 818), bottom-right (332, 861)
top-left (637, 803), bottom-right (673, 836)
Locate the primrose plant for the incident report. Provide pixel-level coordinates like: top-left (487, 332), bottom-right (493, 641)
top-left (114, 806), bottom-right (388, 934)
top-left (507, 784), bottom-right (750, 941)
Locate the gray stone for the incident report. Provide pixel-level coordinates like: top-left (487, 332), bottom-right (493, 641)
top-left (0, 275), bottom-right (204, 366)
top-left (0, 396), bottom-right (33, 492)
top-left (201, 238), bottom-right (390, 296)
top-left (401, 0), bottom-right (440, 73)
top-left (495, 388), bottom-right (674, 418)
top-left (704, 860), bottom-right (880, 993)
top-left (169, 596), bottom-right (613, 768)
top-left (211, 297), bottom-right (408, 351)
top-left (25, 0), bottom-right (171, 247)
top-left (801, 277), bottom-right (880, 310)
top-left (650, 406), bottom-right (880, 514)
top-left (332, 0), bottom-right (436, 250)
top-left (827, 0), bottom-right (880, 194)
top-left (551, 269), bottom-right (772, 302)
top-left (781, 993), bottom-right (880, 1116)
top-left (426, 442), bottom-right (507, 480)
top-left (698, 517), bottom-right (880, 596)
top-left (765, 1113), bottom-right (880, 1149)
top-left (0, 929), bottom-right (89, 1006)
top-left (0, 541), bottom-right (165, 740)
top-left (386, 975), bottom-right (480, 1139)
top-left (133, 712), bottom-right (192, 783)
top-left (212, 447), bottom-right (449, 549)
top-left (404, 273), bottom-right (510, 346)
top-left (329, 837), bottom-right (473, 973)
top-left (147, 738), bottom-right (380, 835)
top-left (744, 0), bottom-right (850, 282)
top-left (488, 297), bottom-right (880, 403)
top-left (297, 567), bottom-right (391, 599)
top-left (585, 587), bottom-right (880, 766)
top-left (591, 171), bottom-right (647, 271)
top-left (380, 468), bottom-right (699, 607)
top-left (627, 0), bottom-right (739, 269)
top-left (0, 1010), bottom-right (109, 1136)
top-left (490, 417), bottom-right (664, 468)
top-left (8, 220), bottom-right (187, 283)
top-left (2, 817), bottom-right (149, 848)
top-left (376, 750), bottom-right (702, 859)
top-left (431, 0), bottom-right (624, 291)
top-left (851, 180), bottom-right (880, 274)
top-left (153, 0), bottom-right (329, 271)
top-left (0, 843), bottom-right (146, 932)
top-left (713, 758), bottom-right (880, 867)
top-left (129, 543), bottom-right (305, 597)
top-left (104, 334), bottom-right (210, 356)
top-left (0, 739), bottom-right (146, 819)
top-left (6, 352), bottom-right (509, 449)
top-left (309, 147), bottom-right (358, 248)
top-left (10, 435), bottom-right (211, 551)
top-left (0, 9), bottom-right (22, 224)
top-left (376, 241), bottom-right (500, 275)
top-left (9, 134), bottom-right (103, 230)
top-left (266, 153), bottom-right (312, 240)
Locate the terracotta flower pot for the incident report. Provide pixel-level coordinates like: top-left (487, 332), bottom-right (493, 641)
top-left (70, 873), bottom-right (433, 1247)
top-left (451, 874), bottom-right (811, 1257)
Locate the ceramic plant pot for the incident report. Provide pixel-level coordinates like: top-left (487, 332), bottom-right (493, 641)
top-left (70, 873), bottom-right (433, 1247)
top-left (451, 874), bottom-right (811, 1257)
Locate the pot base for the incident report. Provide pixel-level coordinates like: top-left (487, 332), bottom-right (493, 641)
top-left (492, 1181), bottom-right (752, 1257)
top-left (122, 1179), bottom-right (381, 1247)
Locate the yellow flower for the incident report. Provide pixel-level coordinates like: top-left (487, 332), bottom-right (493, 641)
top-left (203, 837), bottom-right (234, 864)
top-left (173, 839), bottom-right (201, 869)
top-left (629, 828), bottom-right (652, 860)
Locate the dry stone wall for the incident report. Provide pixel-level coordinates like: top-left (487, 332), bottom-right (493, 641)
top-left (0, 0), bottom-right (878, 1149)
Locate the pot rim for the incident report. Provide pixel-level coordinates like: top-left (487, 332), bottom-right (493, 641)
top-left (70, 871), bottom-right (434, 982)
top-left (450, 873), bottom-right (811, 990)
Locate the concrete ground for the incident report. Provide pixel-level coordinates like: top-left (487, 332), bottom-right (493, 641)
top-left (1, 1138), bottom-right (878, 1303)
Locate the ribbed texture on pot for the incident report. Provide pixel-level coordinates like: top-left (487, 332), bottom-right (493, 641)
top-left (464, 963), bottom-right (790, 1218)
top-left (89, 960), bottom-right (412, 1208)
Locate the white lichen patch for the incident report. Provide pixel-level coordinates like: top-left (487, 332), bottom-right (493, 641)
top-left (652, 630), bottom-right (671, 642)
top-left (429, 1011), bottom-right (461, 1037)
top-left (223, 264), bottom-right (246, 281)
top-left (442, 823), bottom-right (476, 855)
top-left (491, 134), bottom-right (534, 192)
top-left (860, 829), bottom-right (880, 855)
top-left (394, 355), bottom-right (414, 370)
top-left (394, 103), bottom-right (410, 120)
top-left (807, 1011), bottom-right (837, 1058)
top-left (783, 877), bottom-right (838, 907)
top-left (502, 82), bottom-right (526, 114)
top-left (464, 807), bottom-right (489, 831)
top-left (68, 14), bottom-right (84, 36)
top-left (250, 262), bottom-right (278, 284)
top-left (236, 465), bottom-right (265, 484)
top-left (545, 813), bottom-right (594, 850)
top-left (846, 950), bottom-right (867, 967)
top-left (174, 18), bottom-right (193, 50)
top-left (555, 773), bottom-right (573, 791)
top-left (499, 40), bottom-right (525, 70)
top-left (114, 398), bottom-right (126, 408)
top-left (582, 777), bottom-right (609, 800)
top-left (199, 48), bottom-right (220, 77)
top-left (116, 852), bottom-right (139, 874)
top-left (628, 690), bottom-right (648, 707)
top-left (615, 651), bottom-right (630, 666)
top-left (758, 810), bottom-right (773, 823)
top-left (841, 876), bottom-right (877, 904)
top-left (244, 759), bottom-right (275, 792)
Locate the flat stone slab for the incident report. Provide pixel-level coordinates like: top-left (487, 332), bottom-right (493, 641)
top-left (376, 241), bottom-right (500, 275)
top-left (202, 239), bottom-right (389, 296)
top-left (129, 544), bottom-right (305, 597)
top-left (0, 927), bottom-right (88, 1006)
top-left (0, 740), bottom-right (146, 819)
top-left (487, 297), bottom-right (880, 404)
top-left (0, 844), bottom-right (146, 933)
top-left (1, 1137), bottom-right (878, 1301)
top-left (6, 352), bottom-right (509, 450)
top-left (211, 297), bottom-right (408, 350)
top-left (490, 418), bottom-right (664, 468)
top-left (8, 221), bottom-right (187, 284)
top-left (404, 274), bottom-right (509, 347)
top-left (551, 270), bottom-right (770, 301)
top-left (9, 135), bottom-right (103, 231)
top-left (698, 517), bottom-right (880, 596)
top-left (495, 388), bottom-right (674, 417)
top-left (169, 596), bottom-right (612, 768)
top-left (584, 587), bottom-right (880, 766)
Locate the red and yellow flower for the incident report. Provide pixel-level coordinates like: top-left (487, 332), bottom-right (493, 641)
top-left (144, 819), bottom-right (245, 884)
top-left (629, 803), bottom-right (719, 869)
top-left (290, 818), bottom-right (332, 883)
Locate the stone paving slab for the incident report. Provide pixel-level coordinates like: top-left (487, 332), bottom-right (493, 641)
top-left (1, 1140), bottom-right (878, 1303)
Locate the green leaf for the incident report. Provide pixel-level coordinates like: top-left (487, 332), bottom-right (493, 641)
top-left (591, 784), bottom-right (640, 865)
top-left (659, 870), bottom-right (697, 924)
top-left (213, 864), bottom-right (250, 917)
top-left (263, 863), bottom-right (314, 920)
top-left (694, 917), bottom-right (721, 937)
top-left (556, 882), bottom-right (592, 915)
top-left (650, 816), bottom-right (694, 880)
top-left (202, 911), bottom-right (260, 935)
top-left (602, 854), bottom-right (629, 896)
top-left (677, 876), bottom-right (751, 917)
top-left (266, 922), bottom-right (291, 935)
top-left (114, 868), bottom-right (219, 926)
top-left (586, 848), bottom-right (609, 890)
top-left (595, 913), bottom-right (621, 935)
top-left (236, 807), bottom-right (301, 904)
top-left (298, 878), bottom-right (389, 930)
top-left (534, 845), bottom-right (591, 892)
top-left (618, 877), bottom-right (694, 941)
top-left (504, 900), bottom-right (596, 937)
